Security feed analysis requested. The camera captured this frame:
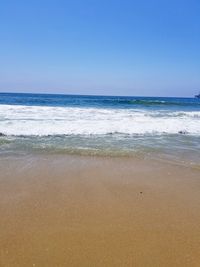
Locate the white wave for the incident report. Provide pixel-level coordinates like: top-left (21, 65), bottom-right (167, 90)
top-left (0, 104), bottom-right (200, 136)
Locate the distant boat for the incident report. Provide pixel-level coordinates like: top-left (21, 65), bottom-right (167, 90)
top-left (195, 92), bottom-right (200, 98)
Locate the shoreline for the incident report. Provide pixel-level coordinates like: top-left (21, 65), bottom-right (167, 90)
top-left (1, 148), bottom-right (200, 170)
top-left (1, 154), bottom-right (200, 266)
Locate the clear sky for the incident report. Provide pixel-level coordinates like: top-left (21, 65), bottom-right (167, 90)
top-left (0, 0), bottom-right (200, 97)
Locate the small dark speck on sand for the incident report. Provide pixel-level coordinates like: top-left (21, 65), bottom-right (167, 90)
top-left (140, 192), bottom-right (143, 194)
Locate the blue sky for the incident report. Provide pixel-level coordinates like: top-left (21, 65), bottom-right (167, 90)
top-left (0, 0), bottom-right (200, 96)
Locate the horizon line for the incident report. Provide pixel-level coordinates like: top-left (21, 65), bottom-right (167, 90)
top-left (0, 91), bottom-right (195, 99)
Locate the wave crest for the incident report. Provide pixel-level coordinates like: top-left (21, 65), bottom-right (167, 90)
top-left (0, 104), bottom-right (200, 136)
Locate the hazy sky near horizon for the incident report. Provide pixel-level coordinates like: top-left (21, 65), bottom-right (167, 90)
top-left (0, 0), bottom-right (200, 97)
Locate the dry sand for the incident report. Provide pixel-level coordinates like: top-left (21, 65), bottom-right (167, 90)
top-left (0, 154), bottom-right (200, 266)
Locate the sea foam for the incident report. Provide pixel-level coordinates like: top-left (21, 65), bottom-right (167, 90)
top-left (0, 104), bottom-right (200, 136)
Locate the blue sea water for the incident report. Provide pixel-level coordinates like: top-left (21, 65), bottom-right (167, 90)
top-left (0, 93), bottom-right (200, 166)
top-left (0, 92), bottom-right (200, 110)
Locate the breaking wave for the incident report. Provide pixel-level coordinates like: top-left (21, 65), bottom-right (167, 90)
top-left (0, 104), bottom-right (200, 136)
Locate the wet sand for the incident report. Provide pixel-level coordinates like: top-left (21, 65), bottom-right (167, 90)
top-left (0, 154), bottom-right (200, 266)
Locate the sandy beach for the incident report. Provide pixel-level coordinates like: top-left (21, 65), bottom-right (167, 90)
top-left (0, 154), bottom-right (200, 266)
top-left (1, 0), bottom-right (200, 265)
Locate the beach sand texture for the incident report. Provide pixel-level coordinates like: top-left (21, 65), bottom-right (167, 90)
top-left (0, 155), bottom-right (200, 266)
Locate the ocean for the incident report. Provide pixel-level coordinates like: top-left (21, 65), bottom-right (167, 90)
top-left (0, 92), bottom-right (200, 166)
